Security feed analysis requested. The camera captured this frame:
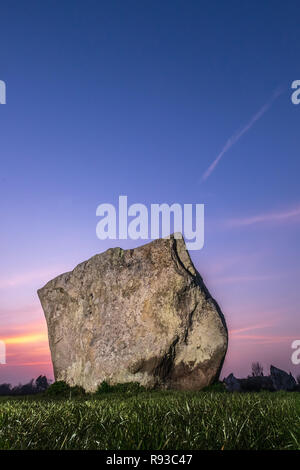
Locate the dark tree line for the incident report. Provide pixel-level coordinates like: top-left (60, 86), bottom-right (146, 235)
top-left (0, 375), bottom-right (51, 396)
top-left (251, 362), bottom-right (300, 385)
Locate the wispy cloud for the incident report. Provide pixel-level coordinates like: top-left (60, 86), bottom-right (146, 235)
top-left (7, 361), bottom-right (52, 367)
top-left (230, 334), bottom-right (295, 345)
top-left (0, 266), bottom-right (67, 290)
top-left (227, 205), bottom-right (300, 227)
top-left (214, 274), bottom-right (278, 285)
top-left (201, 88), bottom-right (283, 181)
top-left (229, 322), bottom-right (294, 345)
top-left (227, 315), bottom-right (300, 347)
top-left (3, 333), bottom-right (48, 345)
top-left (230, 322), bottom-right (275, 335)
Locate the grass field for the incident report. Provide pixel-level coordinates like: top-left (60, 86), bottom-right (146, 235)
top-left (0, 391), bottom-right (299, 450)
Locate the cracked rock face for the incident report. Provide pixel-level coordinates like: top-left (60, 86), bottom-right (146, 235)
top-left (38, 235), bottom-right (228, 392)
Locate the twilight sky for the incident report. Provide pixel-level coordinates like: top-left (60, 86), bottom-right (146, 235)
top-left (1, 0), bottom-right (300, 384)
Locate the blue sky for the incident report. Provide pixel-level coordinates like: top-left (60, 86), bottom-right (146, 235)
top-left (0, 0), bottom-right (300, 383)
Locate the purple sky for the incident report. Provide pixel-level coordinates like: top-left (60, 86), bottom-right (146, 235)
top-left (0, 1), bottom-right (299, 384)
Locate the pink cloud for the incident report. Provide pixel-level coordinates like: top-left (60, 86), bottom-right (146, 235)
top-left (0, 266), bottom-right (67, 289)
top-left (231, 334), bottom-right (295, 344)
top-left (214, 274), bottom-right (279, 284)
top-left (227, 205), bottom-right (300, 227)
top-left (230, 322), bottom-right (275, 335)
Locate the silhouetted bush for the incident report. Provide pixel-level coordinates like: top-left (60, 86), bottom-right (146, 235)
top-left (12, 379), bottom-right (37, 396)
top-left (0, 376), bottom-right (51, 396)
top-left (0, 383), bottom-right (12, 396)
top-left (45, 381), bottom-right (86, 397)
top-left (69, 385), bottom-right (86, 397)
top-left (95, 381), bottom-right (146, 395)
top-left (35, 375), bottom-right (50, 393)
top-left (251, 362), bottom-right (264, 377)
top-left (240, 376), bottom-right (274, 392)
top-left (45, 381), bottom-right (71, 396)
top-left (202, 382), bottom-right (227, 393)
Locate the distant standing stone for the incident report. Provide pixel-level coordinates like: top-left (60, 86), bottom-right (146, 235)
top-left (270, 365), bottom-right (297, 391)
top-left (224, 373), bottom-right (241, 392)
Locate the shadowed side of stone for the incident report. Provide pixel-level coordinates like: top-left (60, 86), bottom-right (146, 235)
top-left (38, 235), bottom-right (228, 392)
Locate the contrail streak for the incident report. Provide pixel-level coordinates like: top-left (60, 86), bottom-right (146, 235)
top-left (227, 205), bottom-right (300, 227)
top-left (202, 88), bottom-right (283, 181)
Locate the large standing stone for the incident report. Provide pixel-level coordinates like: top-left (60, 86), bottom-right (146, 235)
top-left (38, 235), bottom-right (228, 392)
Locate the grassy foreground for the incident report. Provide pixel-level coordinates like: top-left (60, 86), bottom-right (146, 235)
top-left (0, 391), bottom-right (299, 450)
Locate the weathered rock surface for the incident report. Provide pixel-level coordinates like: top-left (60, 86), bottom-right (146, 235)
top-left (38, 235), bottom-right (228, 392)
top-left (270, 365), bottom-right (297, 391)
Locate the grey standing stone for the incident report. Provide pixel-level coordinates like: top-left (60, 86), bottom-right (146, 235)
top-left (224, 373), bottom-right (241, 392)
top-left (270, 365), bottom-right (296, 391)
top-left (38, 235), bottom-right (228, 392)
